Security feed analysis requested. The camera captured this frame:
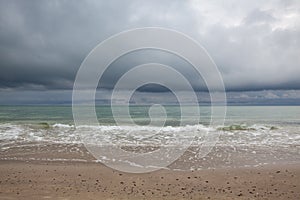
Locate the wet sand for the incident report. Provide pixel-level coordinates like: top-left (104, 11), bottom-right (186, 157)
top-left (0, 160), bottom-right (299, 200)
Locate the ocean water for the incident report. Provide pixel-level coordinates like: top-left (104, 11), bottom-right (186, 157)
top-left (0, 105), bottom-right (299, 170)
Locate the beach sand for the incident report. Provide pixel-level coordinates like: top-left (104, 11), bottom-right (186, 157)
top-left (0, 160), bottom-right (299, 200)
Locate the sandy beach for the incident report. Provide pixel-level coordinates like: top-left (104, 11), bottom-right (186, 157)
top-left (0, 106), bottom-right (300, 199)
top-left (0, 160), bottom-right (299, 200)
top-left (1, 0), bottom-right (300, 198)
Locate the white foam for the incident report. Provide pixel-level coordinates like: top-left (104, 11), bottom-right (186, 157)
top-left (0, 123), bottom-right (23, 140)
top-left (53, 123), bottom-right (74, 128)
top-left (0, 123), bottom-right (299, 148)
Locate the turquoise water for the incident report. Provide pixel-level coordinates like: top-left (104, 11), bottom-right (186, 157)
top-left (0, 105), bottom-right (300, 125)
top-left (0, 105), bottom-right (299, 169)
top-left (0, 105), bottom-right (300, 149)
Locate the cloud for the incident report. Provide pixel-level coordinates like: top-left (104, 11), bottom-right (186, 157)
top-left (243, 9), bottom-right (276, 25)
top-left (1, 89), bottom-right (300, 105)
top-left (0, 0), bottom-right (299, 93)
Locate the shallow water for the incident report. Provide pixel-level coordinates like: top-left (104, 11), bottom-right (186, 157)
top-left (0, 105), bottom-right (299, 170)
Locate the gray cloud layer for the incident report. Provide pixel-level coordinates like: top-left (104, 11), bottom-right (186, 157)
top-left (0, 0), bottom-right (300, 92)
top-left (1, 89), bottom-right (300, 105)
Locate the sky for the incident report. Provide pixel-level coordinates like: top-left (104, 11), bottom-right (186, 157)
top-left (0, 0), bottom-right (300, 105)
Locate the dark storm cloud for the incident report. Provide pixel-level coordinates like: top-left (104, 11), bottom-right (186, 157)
top-left (0, 0), bottom-right (136, 89)
top-left (99, 49), bottom-right (208, 92)
top-left (1, 89), bottom-right (300, 105)
top-left (0, 0), bottom-right (300, 93)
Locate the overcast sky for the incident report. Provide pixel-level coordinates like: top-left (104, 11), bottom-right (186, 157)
top-left (0, 0), bottom-right (299, 104)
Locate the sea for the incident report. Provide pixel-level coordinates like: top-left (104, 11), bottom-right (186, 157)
top-left (0, 105), bottom-right (299, 171)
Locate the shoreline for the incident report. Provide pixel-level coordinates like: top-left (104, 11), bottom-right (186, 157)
top-left (1, 142), bottom-right (299, 171)
top-left (0, 160), bottom-right (299, 199)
